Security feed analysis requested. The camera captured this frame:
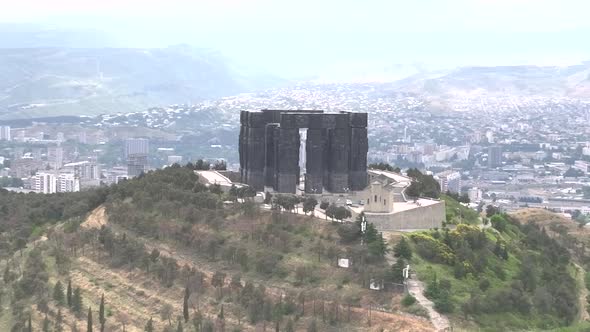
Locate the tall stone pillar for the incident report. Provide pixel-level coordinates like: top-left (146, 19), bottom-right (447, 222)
top-left (349, 113), bottom-right (368, 191)
top-left (239, 111), bottom-right (248, 183)
top-left (264, 123), bottom-right (279, 188)
top-left (276, 127), bottom-right (300, 193)
top-left (322, 128), bottom-right (331, 189)
top-left (327, 113), bottom-right (350, 193)
top-left (245, 112), bottom-right (266, 191)
top-left (305, 131), bottom-right (324, 193)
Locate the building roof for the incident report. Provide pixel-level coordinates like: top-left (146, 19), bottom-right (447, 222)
top-left (195, 170), bottom-right (234, 187)
top-left (63, 161), bottom-right (91, 167)
top-left (368, 169), bottom-right (411, 184)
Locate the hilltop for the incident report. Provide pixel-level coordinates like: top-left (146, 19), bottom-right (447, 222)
top-left (0, 166), bottom-right (588, 331)
top-left (0, 166), bottom-right (432, 332)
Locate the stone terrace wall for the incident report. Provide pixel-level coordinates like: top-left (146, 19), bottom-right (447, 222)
top-left (365, 201), bottom-right (445, 231)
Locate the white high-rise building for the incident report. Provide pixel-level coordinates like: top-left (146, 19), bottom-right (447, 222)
top-left (34, 172), bottom-right (57, 194)
top-left (58, 173), bottom-right (80, 192)
top-left (468, 187), bottom-right (483, 202)
top-left (435, 170), bottom-right (462, 194)
top-left (48, 146), bottom-right (64, 169)
top-left (34, 172), bottom-right (80, 194)
top-left (62, 161), bottom-right (100, 180)
top-left (0, 126), bottom-right (11, 141)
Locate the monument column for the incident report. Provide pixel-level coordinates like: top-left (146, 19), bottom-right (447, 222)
top-left (264, 123), bottom-right (279, 188)
top-left (276, 127), bottom-right (300, 193)
top-left (327, 113), bottom-right (350, 193)
top-left (239, 111), bottom-right (248, 182)
top-left (274, 114), bottom-right (300, 193)
top-left (305, 113), bottom-right (324, 193)
top-left (245, 112), bottom-right (266, 191)
top-left (349, 113), bottom-right (368, 191)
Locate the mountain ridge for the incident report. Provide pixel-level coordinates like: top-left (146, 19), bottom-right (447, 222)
top-left (0, 46), bottom-right (284, 120)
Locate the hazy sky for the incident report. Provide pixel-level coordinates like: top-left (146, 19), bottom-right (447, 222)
top-left (3, 0), bottom-right (588, 32)
top-left (2, 0), bottom-right (589, 75)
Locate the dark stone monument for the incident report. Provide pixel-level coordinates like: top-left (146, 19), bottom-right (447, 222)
top-left (239, 109), bottom-right (368, 193)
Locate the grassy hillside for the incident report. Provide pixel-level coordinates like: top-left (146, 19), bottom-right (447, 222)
top-left (404, 212), bottom-right (582, 331)
top-left (440, 194), bottom-right (480, 225)
top-left (2, 168), bottom-right (583, 331)
top-left (0, 165), bottom-right (432, 332)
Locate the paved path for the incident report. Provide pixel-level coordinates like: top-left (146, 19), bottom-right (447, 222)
top-left (261, 204), bottom-right (351, 223)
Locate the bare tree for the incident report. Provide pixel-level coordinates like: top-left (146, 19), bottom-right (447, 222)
top-left (115, 312), bottom-right (130, 332)
top-left (160, 303), bottom-right (174, 326)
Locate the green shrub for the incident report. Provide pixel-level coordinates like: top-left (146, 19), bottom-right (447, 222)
top-left (479, 279), bottom-right (490, 292)
top-left (401, 294), bottom-right (416, 307)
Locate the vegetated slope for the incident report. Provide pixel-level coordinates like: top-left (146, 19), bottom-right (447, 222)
top-left (0, 165), bottom-right (433, 332)
top-left (440, 194), bottom-right (479, 225)
top-left (0, 46), bottom-right (280, 120)
top-left (402, 211), bottom-right (583, 331)
top-left (511, 208), bottom-right (590, 328)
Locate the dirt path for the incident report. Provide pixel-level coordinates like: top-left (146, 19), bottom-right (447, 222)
top-left (406, 275), bottom-right (450, 331)
top-left (575, 263), bottom-right (590, 322)
top-left (383, 234), bottom-right (448, 332)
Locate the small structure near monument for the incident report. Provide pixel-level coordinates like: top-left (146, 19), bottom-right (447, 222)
top-left (369, 279), bottom-right (384, 291)
top-left (349, 169), bottom-right (445, 231)
top-left (337, 258), bottom-right (350, 268)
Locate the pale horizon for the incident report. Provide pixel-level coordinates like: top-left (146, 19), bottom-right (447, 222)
top-left (1, 0), bottom-right (589, 76)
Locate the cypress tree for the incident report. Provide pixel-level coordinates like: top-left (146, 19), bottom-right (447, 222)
top-left (87, 307), bottom-right (93, 332)
top-left (55, 308), bottom-right (64, 332)
top-left (99, 293), bottom-right (105, 332)
top-left (42, 313), bottom-right (51, 332)
top-left (393, 237), bottom-right (412, 260)
top-left (285, 318), bottom-right (295, 332)
top-left (72, 287), bottom-right (83, 314)
top-left (27, 314), bottom-right (32, 332)
top-left (145, 317), bottom-right (154, 332)
top-left (53, 280), bottom-right (65, 305)
top-left (67, 280), bottom-right (73, 307)
top-left (218, 305), bottom-right (225, 332)
top-left (183, 286), bottom-right (190, 323)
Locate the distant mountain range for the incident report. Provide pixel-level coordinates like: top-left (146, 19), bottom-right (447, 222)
top-left (392, 63), bottom-right (590, 98)
top-left (0, 45), bottom-right (284, 120)
top-left (1, 24), bottom-right (590, 120)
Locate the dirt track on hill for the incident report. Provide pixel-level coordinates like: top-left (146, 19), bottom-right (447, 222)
top-left (81, 205), bottom-right (108, 230)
